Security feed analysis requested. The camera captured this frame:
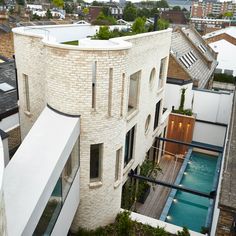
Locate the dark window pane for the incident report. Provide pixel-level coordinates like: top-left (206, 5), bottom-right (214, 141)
top-left (154, 101), bottom-right (161, 130)
top-left (90, 144), bottom-right (101, 179)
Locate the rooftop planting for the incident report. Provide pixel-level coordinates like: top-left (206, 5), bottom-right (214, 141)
top-left (75, 211), bottom-right (190, 236)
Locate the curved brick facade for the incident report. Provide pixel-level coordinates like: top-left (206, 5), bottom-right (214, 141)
top-left (13, 26), bottom-right (172, 230)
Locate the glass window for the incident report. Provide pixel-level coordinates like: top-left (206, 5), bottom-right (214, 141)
top-left (124, 126), bottom-right (135, 167)
top-left (23, 74), bottom-right (30, 112)
top-left (154, 100), bottom-right (161, 130)
top-left (115, 148), bottom-right (122, 181)
top-left (90, 144), bottom-right (103, 181)
top-left (128, 71), bottom-right (140, 113)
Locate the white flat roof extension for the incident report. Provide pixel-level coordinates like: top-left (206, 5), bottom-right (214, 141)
top-left (3, 106), bottom-right (80, 235)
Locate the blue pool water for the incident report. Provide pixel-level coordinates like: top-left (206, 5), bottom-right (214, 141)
top-left (166, 152), bottom-right (218, 232)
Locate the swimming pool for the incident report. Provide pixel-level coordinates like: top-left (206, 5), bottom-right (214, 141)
top-left (165, 151), bottom-right (218, 232)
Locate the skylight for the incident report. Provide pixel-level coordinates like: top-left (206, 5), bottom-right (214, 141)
top-left (198, 44), bottom-right (207, 53)
top-left (179, 51), bottom-right (197, 69)
top-left (0, 82), bottom-right (15, 92)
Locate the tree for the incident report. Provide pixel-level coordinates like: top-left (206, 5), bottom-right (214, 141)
top-left (123, 2), bottom-right (137, 21)
top-left (224, 11), bottom-right (233, 18)
top-left (137, 8), bottom-right (151, 18)
top-left (53, 0), bottom-right (64, 8)
top-left (64, 2), bottom-right (75, 13)
top-left (156, 0), bottom-right (169, 8)
top-left (82, 7), bottom-right (89, 15)
top-left (157, 18), bottom-right (169, 30)
top-left (95, 26), bottom-right (111, 39)
top-left (16, 0), bottom-right (24, 6)
top-left (46, 9), bottom-right (52, 19)
top-left (0, 0), bottom-right (5, 6)
top-left (173, 6), bottom-right (181, 11)
top-left (132, 17), bottom-right (146, 34)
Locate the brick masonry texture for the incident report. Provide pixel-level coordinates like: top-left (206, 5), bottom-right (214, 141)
top-left (0, 32), bottom-right (14, 59)
top-left (13, 29), bottom-right (172, 230)
top-left (7, 126), bottom-right (21, 151)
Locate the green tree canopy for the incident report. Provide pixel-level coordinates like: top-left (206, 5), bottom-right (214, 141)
top-left (16, 0), bottom-right (24, 6)
top-left (173, 5), bottom-right (181, 11)
top-left (137, 7), bottom-right (151, 18)
top-left (132, 17), bottom-right (147, 34)
top-left (224, 11), bottom-right (233, 18)
top-left (53, 0), bottom-right (64, 8)
top-left (157, 18), bottom-right (169, 30)
top-left (123, 2), bottom-right (137, 21)
top-left (96, 26), bottom-right (111, 39)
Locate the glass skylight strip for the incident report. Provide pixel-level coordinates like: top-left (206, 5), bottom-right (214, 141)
top-left (183, 55), bottom-right (192, 67)
top-left (185, 53), bottom-right (194, 64)
top-left (179, 57), bottom-right (189, 69)
top-left (189, 51), bottom-right (197, 61)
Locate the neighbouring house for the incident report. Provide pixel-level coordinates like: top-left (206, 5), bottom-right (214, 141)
top-left (0, 24), bottom-right (14, 59)
top-left (190, 17), bottom-right (236, 34)
top-left (191, 1), bottom-right (236, 18)
top-left (160, 10), bottom-right (188, 25)
top-left (88, 6), bottom-right (103, 22)
top-left (0, 24), bottom-right (172, 235)
top-left (203, 26), bottom-right (236, 46)
top-left (203, 26), bottom-right (236, 76)
top-left (0, 57), bottom-right (20, 155)
top-left (167, 26), bottom-right (217, 89)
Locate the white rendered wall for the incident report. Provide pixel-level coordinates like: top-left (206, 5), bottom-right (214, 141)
top-left (165, 84), bottom-right (233, 125)
top-left (0, 138), bottom-right (7, 236)
top-left (192, 90), bottom-right (233, 124)
top-left (0, 113), bottom-right (19, 132)
top-left (193, 122), bottom-right (226, 147)
top-left (164, 83), bottom-right (193, 111)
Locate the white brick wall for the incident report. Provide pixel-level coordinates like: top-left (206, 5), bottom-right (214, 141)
top-left (13, 27), bottom-right (172, 230)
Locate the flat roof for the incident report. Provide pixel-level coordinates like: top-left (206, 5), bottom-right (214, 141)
top-left (209, 39), bottom-right (236, 76)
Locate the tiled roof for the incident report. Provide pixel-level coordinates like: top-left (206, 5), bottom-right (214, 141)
top-left (170, 27), bottom-right (217, 88)
top-left (0, 60), bottom-right (18, 117)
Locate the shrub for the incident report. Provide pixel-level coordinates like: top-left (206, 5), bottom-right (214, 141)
top-left (115, 211), bottom-right (134, 236)
top-left (177, 226), bottom-right (190, 236)
top-left (214, 73), bottom-right (236, 84)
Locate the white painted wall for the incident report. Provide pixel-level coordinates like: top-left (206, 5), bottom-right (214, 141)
top-left (0, 113), bottom-right (19, 132)
top-left (192, 90), bottom-right (233, 124)
top-left (0, 137), bottom-right (7, 236)
top-left (164, 83), bottom-right (193, 111)
top-left (128, 211), bottom-right (204, 236)
top-left (193, 122), bottom-right (226, 147)
top-left (165, 84), bottom-right (233, 125)
top-left (52, 169), bottom-right (80, 236)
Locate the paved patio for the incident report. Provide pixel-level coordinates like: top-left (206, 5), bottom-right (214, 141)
top-left (135, 155), bottom-right (183, 219)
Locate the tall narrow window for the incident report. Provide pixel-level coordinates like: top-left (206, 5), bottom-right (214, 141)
top-left (120, 73), bottom-right (125, 117)
top-left (23, 74), bottom-right (30, 112)
top-left (108, 68), bottom-right (113, 116)
top-left (154, 100), bottom-right (161, 130)
top-left (159, 58), bottom-right (166, 89)
top-left (92, 61), bottom-right (97, 109)
top-left (115, 148), bottom-right (122, 181)
top-left (128, 71), bottom-right (140, 114)
top-left (90, 144), bottom-right (102, 181)
top-left (124, 126), bottom-right (135, 167)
